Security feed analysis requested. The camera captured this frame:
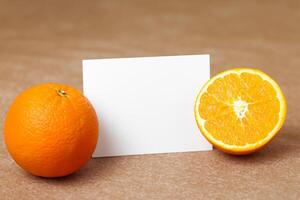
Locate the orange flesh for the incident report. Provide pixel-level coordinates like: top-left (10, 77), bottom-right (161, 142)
top-left (198, 72), bottom-right (281, 147)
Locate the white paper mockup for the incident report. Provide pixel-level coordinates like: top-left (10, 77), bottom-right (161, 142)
top-left (83, 55), bottom-right (212, 157)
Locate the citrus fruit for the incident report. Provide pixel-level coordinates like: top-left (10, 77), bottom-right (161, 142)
top-left (4, 83), bottom-right (99, 177)
top-left (194, 68), bottom-right (286, 155)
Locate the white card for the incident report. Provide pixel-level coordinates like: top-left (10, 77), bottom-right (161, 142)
top-left (83, 55), bottom-right (212, 157)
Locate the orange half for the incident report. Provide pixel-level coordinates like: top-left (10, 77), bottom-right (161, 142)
top-left (194, 68), bottom-right (287, 154)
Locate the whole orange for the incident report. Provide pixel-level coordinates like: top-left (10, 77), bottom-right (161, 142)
top-left (4, 83), bottom-right (99, 177)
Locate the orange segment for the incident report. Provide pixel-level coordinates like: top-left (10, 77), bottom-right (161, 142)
top-left (194, 68), bottom-right (286, 154)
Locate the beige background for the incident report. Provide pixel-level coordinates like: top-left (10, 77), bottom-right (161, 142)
top-left (0, 0), bottom-right (299, 199)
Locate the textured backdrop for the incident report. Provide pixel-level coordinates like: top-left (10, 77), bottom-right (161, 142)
top-left (0, 0), bottom-right (299, 199)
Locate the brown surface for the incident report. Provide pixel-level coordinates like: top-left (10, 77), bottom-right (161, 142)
top-left (0, 0), bottom-right (299, 199)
